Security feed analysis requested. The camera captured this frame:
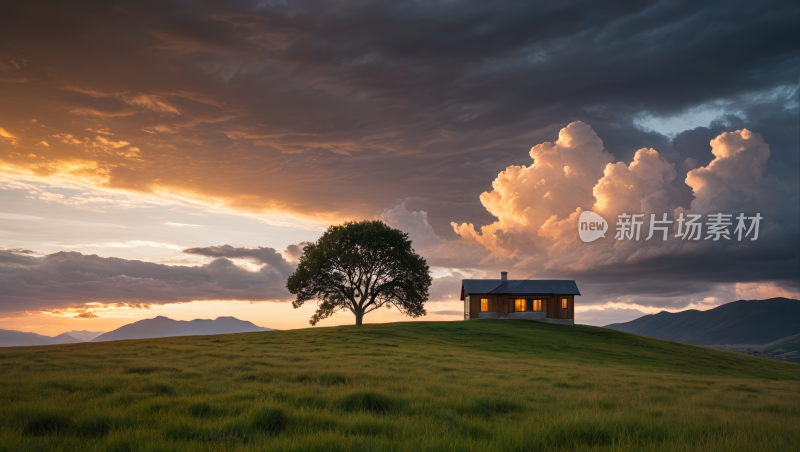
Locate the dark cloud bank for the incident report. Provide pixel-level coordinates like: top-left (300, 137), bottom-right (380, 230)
top-left (0, 246), bottom-right (296, 314)
top-left (1, 0), bottom-right (796, 228)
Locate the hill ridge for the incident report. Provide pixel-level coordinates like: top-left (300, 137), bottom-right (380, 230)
top-left (605, 297), bottom-right (800, 345)
top-left (92, 315), bottom-right (272, 342)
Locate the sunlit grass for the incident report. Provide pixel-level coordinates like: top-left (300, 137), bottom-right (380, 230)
top-left (0, 320), bottom-right (797, 451)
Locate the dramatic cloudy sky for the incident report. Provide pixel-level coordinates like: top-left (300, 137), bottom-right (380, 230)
top-left (0, 0), bottom-right (797, 334)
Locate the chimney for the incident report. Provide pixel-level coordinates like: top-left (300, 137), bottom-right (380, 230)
top-left (501, 271), bottom-right (508, 281)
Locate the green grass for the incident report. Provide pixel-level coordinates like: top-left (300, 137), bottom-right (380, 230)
top-left (762, 333), bottom-right (800, 357)
top-left (0, 320), bottom-right (798, 451)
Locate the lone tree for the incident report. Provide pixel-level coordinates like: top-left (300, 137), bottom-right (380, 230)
top-left (287, 220), bottom-right (432, 326)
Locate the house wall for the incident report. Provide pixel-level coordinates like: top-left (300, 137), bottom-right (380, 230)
top-left (506, 311), bottom-right (547, 321)
top-left (549, 295), bottom-right (574, 319)
top-left (469, 295), bottom-right (480, 319)
top-left (464, 294), bottom-right (575, 320)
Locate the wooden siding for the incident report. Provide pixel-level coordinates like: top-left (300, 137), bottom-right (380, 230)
top-left (463, 293), bottom-right (575, 320)
top-left (469, 295), bottom-right (480, 319)
top-left (546, 295), bottom-right (574, 319)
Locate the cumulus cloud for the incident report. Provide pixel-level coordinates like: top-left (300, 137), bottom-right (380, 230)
top-left (451, 123), bottom-right (614, 262)
top-left (537, 144), bottom-right (680, 252)
top-left (593, 148), bottom-right (679, 216)
top-left (452, 122), bottom-right (614, 264)
top-left (448, 122), bottom-right (798, 308)
top-left (685, 129), bottom-right (790, 212)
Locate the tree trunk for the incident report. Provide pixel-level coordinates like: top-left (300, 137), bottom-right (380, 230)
top-left (355, 310), bottom-right (364, 326)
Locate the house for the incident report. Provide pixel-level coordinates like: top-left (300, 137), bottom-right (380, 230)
top-left (461, 272), bottom-right (579, 325)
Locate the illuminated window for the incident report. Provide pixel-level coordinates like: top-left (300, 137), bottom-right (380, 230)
top-left (481, 298), bottom-right (489, 312)
top-left (515, 299), bottom-right (526, 311)
top-left (562, 298), bottom-right (568, 309)
top-left (532, 299), bottom-right (542, 311)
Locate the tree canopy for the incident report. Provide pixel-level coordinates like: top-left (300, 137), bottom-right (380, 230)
top-left (286, 220), bottom-right (432, 325)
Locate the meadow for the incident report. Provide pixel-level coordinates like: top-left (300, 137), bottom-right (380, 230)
top-left (0, 320), bottom-right (798, 452)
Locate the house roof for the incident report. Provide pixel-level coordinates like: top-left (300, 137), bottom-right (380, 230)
top-left (461, 279), bottom-right (580, 299)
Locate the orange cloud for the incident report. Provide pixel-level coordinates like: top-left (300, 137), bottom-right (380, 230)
top-left (451, 122), bottom-right (794, 279)
top-left (74, 311), bottom-right (98, 318)
top-left (451, 121), bottom-right (614, 261)
top-left (0, 127), bottom-right (19, 145)
top-left (593, 148), bottom-right (677, 216)
top-left (686, 129), bottom-right (783, 212)
top-left (734, 282), bottom-right (800, 300)
top-left (0, 114), bottom-right (381, 229)
top-left (124, 94), bottom-right (180, 114)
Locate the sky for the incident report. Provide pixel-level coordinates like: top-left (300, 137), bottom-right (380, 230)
top-left (0, 0), bottom-right (798, 336)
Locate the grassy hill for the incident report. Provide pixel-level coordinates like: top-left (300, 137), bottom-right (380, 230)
top-left (762, 334), bottom-right (800, 360)
top-left (0, 320), bottom-right (798, 451)
top-left (605, 298), bottom-right (800, 345)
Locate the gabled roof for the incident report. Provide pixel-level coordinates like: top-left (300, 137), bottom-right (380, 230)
top-left (461, 279), bottom-right (580, 299)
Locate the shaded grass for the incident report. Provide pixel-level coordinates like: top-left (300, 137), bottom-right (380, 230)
top-left (122, 366), bottom-right (182, 374)
top-left (0, 320), bottom-right (797, 451)
top-left (251, 407), bottom-right (287, 434)
top-left (453, 396), bottom-right (523, 417)
top-left (339, 391), bottom-right (398, 413)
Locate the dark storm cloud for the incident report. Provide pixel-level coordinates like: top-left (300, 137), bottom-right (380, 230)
top-left (1, 0), bottom-right (796, 229)
top-left (569, 222), bottom-right (800, 303)
top-left (0, 0), bottom-right (797, 307)
top-left (0, 250), bottom-right (294, 313)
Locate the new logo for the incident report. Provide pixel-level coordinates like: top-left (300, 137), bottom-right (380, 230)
top-left (579, 211), bottom-right (608, 243)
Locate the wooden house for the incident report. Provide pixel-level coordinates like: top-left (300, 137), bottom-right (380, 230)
top-left (461, 272), bottom-right (579, 325)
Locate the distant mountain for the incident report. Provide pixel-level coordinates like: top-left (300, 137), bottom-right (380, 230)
top-left (92, 316), bottom-right (272, 342)
top-left (0, 329), bottom-right (59, 347)
top-left (0, 329), bottom-right (100, 347)
top-left (64, 330), bottom-right (105, 341)
top-left (1, 316), bottom-right (268, 347)
top-left (604, 298), bottom-right (800, 345)
top-left (51, 332), bottom-right (83, 344)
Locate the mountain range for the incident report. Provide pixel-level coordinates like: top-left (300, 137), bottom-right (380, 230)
top-left (0, 316), bottom-right (271, 347)
top-left (92, 316), bottom-right (272, 342)
top-left (604, 298), bottom-right (799, 346)
top-left (0, 329), bottom-right (104, 347)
